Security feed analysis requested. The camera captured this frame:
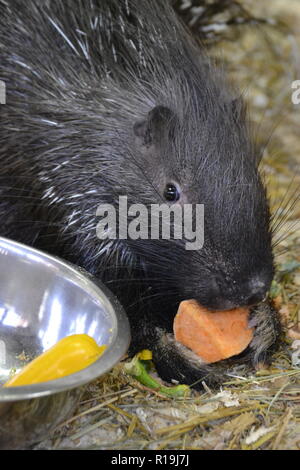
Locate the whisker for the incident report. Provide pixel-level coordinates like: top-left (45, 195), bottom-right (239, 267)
top-left (126, 291), bottom-right (177, 310)
top-left (270, 181), bottom-right (300, 234)
top-left (272, 218), bottom-right (300, 248)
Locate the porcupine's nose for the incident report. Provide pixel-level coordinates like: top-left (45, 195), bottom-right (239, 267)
top-left (243, 277), bottom-right (268, 306)
top-left (196, 275), bottom-right (269, 311)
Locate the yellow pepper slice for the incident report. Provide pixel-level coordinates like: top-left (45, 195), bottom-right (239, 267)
top-left (137, 349), bottom-right (153, 361)
top-left (4, 334), bottom-right (106, 387)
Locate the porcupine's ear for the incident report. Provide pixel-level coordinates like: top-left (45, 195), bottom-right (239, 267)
top-left (133, 106), bottom-right (177, 147)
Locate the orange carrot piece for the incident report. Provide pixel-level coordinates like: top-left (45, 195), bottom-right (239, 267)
top-left (173, 300), bottom-right (253, 364)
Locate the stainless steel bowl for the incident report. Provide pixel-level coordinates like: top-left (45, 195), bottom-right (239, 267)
top-left (0, 237), bottom-right (130, 449)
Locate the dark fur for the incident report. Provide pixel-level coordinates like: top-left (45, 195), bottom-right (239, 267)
top-left (0, 0), bottom-right (281, 388)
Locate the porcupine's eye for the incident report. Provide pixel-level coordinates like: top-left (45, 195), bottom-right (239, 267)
top-left (163, 183), bottom-right (180, 202)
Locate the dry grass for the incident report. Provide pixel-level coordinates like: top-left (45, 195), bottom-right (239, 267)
top-left (37, 341), bottom-right (300, 450)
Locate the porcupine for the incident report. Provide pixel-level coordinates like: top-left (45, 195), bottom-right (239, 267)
top-left (0, 0), bottom-right (281, 388)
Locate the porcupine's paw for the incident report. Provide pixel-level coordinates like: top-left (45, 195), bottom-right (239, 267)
top-left (128, 321), bottom-right (228, 389)
top-left (247, 300), bottom-right (282, 366)
top-left (149, 327), bottom-right (234, 390)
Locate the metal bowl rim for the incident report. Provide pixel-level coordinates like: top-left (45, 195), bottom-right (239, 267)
top-left (0, 237), bottom-right (131, 401)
